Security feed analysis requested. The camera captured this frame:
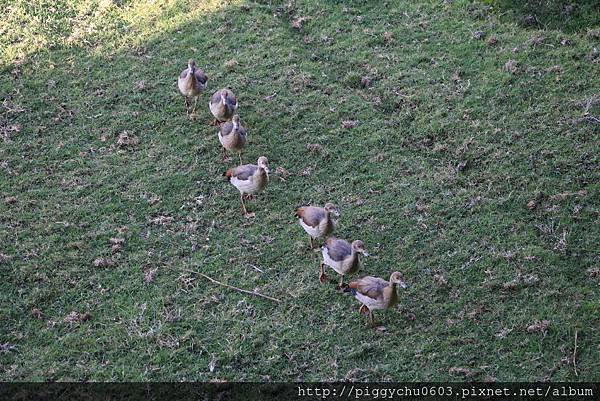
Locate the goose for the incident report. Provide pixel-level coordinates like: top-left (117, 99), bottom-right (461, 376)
top-left (346, 272), bottom-right (408, 327)
top-left (320, 238), bottom-right (368, 288)
top-left (209, 88), bottom-right (238, 124)
top-left (224, 156), bottom-right (269, 218)
top-left (218, 114), bottom-right (247, 164)
top-left (178, 59), bottom-right (208, 115)
top-left (295, 203), bottom-right (339, 249)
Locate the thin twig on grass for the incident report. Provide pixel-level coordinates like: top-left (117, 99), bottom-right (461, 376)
top-left (248, 264), bottom-right (264, 273)
top-left (183, 269), bottom-right (281, 303)
top-left (573, 330), bottom-right (578, 377)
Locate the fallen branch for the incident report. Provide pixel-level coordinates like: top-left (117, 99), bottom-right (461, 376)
top-left (574, 115), bottom-right (600, 125)
top-left (183, 269), bottom-right (281, 303)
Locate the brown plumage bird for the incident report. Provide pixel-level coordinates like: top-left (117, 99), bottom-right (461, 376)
top-left (346, 272), bottom-right (408, 327)
top-left (178, 59), bottom-right (208, 115)
top-left (218, 114), bottom-right (247, 164)
top-left (320, 237), bottom-right (368, 288)
top-left (295, 203), bottom-right (339, 249)
top-left (224, 156), bottom-right (269, 218)
top-left (209, 88), bottom-right (238, 124)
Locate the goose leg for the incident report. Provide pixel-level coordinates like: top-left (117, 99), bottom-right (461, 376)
top-left (222, 148), bottom-right (230, 162)
top-left (191, 97), bottom-right (198, 115)
top-left (319, 263), bottom-right (327, 283)
top-left (369, 311), bottom-right (375, 327)
top-left (309, 237), bottom-right (314, 249)
top-left (184, 97), bottom-right (190, 114)
top-left (359, 304), bottom-right (368, 315)
top-left (240, 193), bottom-right (248, 215)
top-left (240, 194), bottom-right (255, 218)
top-left (337, 274), bottom-right (345, 290)
top-left (238, 152), bottom-right (243, 165)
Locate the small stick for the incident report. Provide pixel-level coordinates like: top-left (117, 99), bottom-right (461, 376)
top-left (573, 330), bottom-right (578, 377)
top-left (248, 264), bottom-right (264, 273)
top-left (183, 269), bottom-right (280, 303)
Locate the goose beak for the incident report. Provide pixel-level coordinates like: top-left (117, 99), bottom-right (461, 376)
top-left (398, 280), bottom-right (408, 289)
top-left (361, 250), bottom-right (370, 257)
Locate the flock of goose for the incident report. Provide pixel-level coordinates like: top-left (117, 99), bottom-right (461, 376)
top-left (178, 59), bottom-right (408, 327)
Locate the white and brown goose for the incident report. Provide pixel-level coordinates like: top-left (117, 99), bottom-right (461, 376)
top-left (346, 272), bottom-right (408, 327)
top-left (209, 88), bottom-right (238, 124)
top-left (295, 203), bottom-right (339, 249)
top-left (224, 156), bottom-right (269, 218)
top-left (218, 114), bottom-right (247, 164)
top-left (320, 238), bottom-right (368, 288)
top-left (177, 59), bottom-right (208, 115)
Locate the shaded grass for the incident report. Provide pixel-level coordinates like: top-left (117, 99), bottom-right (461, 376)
top-left (483, 0), bottom-right (600, 33)
top-left (1, 0), bottom-right (599, 381)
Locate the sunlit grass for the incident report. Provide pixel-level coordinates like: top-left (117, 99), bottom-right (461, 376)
top-left (0, 0), bottom-right (238, 67)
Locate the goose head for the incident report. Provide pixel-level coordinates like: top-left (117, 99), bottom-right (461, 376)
top-left (390, 271), bottom-right (408, 289)
top-left (351, 240), bottom-right (369, 257)
top-left (232, 114), bottom-right (240, 130)
top-left (257, 156), bottom-right (269, 174)
top-left (220, 89), bottom-right (228, 105)
top-left (188, 59), bottom-right (196, 75)
top-left (324, 202), bottom-right (340, 217)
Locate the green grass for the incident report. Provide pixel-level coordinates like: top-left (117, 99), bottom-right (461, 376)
top-left (484, 0), bottom-right (600, 33)
top-left (1, 0), bottom-right (599, 381)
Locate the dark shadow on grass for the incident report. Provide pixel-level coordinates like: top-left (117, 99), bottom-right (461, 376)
top-left (484, 0), bottom-right (600, 32)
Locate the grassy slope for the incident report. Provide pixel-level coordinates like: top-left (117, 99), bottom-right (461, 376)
top-left (1, 0), bottom-right (599, 381)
